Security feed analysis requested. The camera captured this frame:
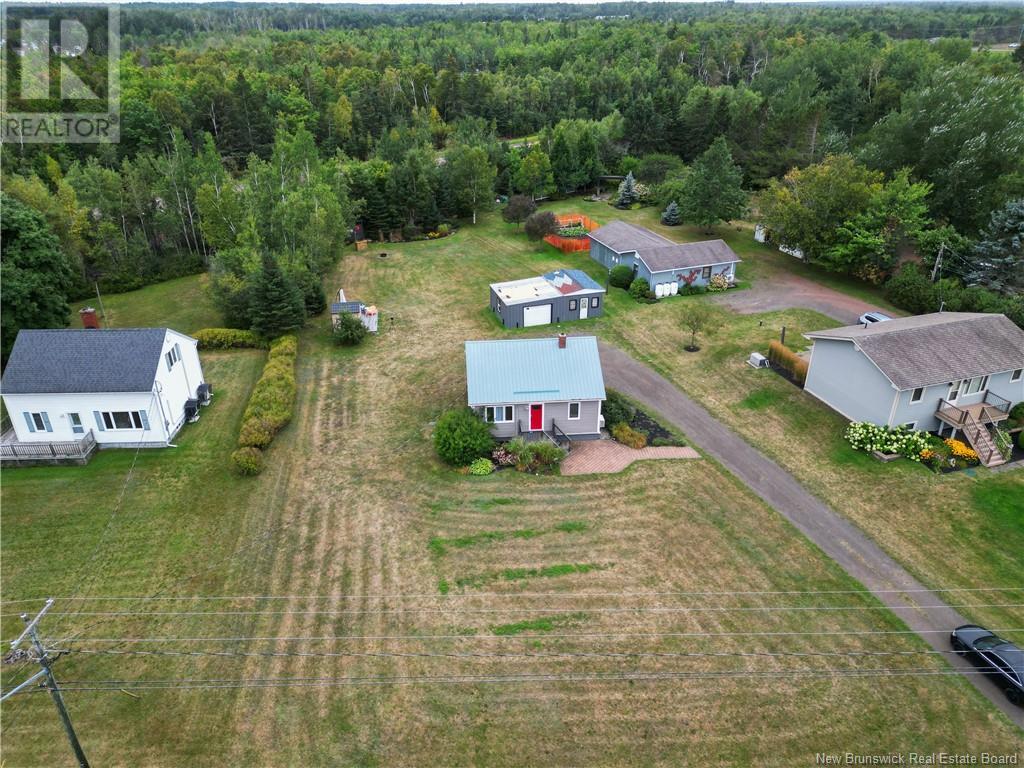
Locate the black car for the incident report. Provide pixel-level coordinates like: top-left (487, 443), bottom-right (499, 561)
top-left (950, 625), bottom-right (1024, 706)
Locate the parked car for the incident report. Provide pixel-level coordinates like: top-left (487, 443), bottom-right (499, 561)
top-left (857, 311), bottom-right (892, 325)
top-left (950, 625), bottom-right (1024, 706)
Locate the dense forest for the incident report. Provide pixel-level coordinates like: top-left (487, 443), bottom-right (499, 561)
top-left (3, 2), bottom-right (1023, 357)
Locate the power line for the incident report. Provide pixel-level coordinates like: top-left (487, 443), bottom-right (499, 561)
top-left (14, 667), bottom-right (1016, 695)
top-left (18, 602), bottom-right (1022, 619)
top-left (4, 585), bottom-right (1020, 604)
top-left (48, 627), bottom-right (1024, 644)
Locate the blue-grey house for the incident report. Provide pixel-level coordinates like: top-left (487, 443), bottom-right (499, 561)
top-left (465, 334), bottom-right (606, 441)
top-left (803, 312), bottom-right (1024, 467)
top-left (588, 220), bottom-right (741, 295)
top-left (489, 269), bottom-right (606, 329)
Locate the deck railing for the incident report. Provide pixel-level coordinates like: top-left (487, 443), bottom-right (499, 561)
top-left (0, 430), bottom-right (97, 462)
top-left (936, 399), bottom-right (969, 426)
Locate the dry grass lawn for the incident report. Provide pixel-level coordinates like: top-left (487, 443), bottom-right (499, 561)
top-left (1, 212), bottom-right (1021, 766)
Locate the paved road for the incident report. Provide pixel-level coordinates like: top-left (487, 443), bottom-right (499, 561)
top-left (598, 341), bottom-right (1024, 728)
top-left (713, 270), bottom-right (891, 324)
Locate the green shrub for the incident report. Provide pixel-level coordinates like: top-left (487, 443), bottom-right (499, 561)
top-left (236, 334), bottom-right (297, 458)
top-left (767, 340), bottom-right (808, 387)
top-left (332, 312), bottom-right (368, 346)
top-left (231, 446), bottom-right (264, 475)
top-left (1019, 430), bottom-right (1024, 449)
top-left (194, 328), bottom-right (267, 350)
top-left (529, 441), bottom-right (566, 471)
top-left (885, 264), bottom-right (937, 315)
top-left (680, 284), bottom-right (706, 296)
top-left (602, 390), bottom-right (634, 429)
top-left (1009, 402), bottom-right (1024, 426)
top-left (629, 277), bottom-right (653, 302)
top-left (435, 408), bottom-right (495, 466)
top-left (609, 265), bottom-right (634, 289)
top-left (469, 458), bottom-right (495, 475)
top-left (612, 422), bottom-right (647, 449)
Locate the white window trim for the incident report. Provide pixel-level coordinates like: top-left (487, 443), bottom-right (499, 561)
top-left (1011, 368), bottom-right (1022, 382)
top-left (902, 421), bottom-right (917, 431)
top-left (101, 410), bottom-right (145, 431)
top-left (910, 388), bottom-right (924, 404)
top-left (948, 381), bottom-right (961, 401)
top-left (69, 413), bottom-right (84, 434)
top-left (590, 296), bottom-right (599, 308)
top-left (568, 402), bottom-right (581, 420)
top-left (485, 405), bottom-right (514, 424)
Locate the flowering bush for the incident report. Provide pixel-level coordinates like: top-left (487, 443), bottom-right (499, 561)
top-left (845, 422), bottom-right (931, 461)
top-left (492, 444), bottom-right (518, 467)
top-left (707, 273), bottom-right (731, 292)
top-left (944, 438), bottom-right (979, 463)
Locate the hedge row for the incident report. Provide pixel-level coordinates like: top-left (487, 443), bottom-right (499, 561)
top-left (767, 340), bottom-right (808, 387)
top-left (195, 328), bottom-right (268, 350)
top-left (231, 335), bottom-right (298, 475)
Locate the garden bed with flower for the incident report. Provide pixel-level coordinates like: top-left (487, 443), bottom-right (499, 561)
top-left (844, 422), bottom-right (982, 474)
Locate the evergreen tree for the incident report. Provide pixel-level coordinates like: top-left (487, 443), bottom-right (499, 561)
top-left (966, 199), bottom-right (1024, 295)
top-left (514, 147), bottom-right (555, 200)
top-left (574, 129), bottom-right (603, 190)
top-left (249, 252), bottom-right (305, 338)
top-left (616, 171), bottom-right (638, 208)
top-left (661, 200), bottom-right (682, 226)
top-left (678, 138), bottom-right (747, 232)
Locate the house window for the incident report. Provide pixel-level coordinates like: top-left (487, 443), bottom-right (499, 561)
top-left (569, 299), bottom-right (578, 311)
top-left (568, 402), bottom-right (581, 420)
top-left (910, 388), bottom-right (924, 404)
top-left (902, 422), bottom-right (917, 431)
top-left (590, 297), bottom-right (600, 308)
top-left (948, 381), bottom-right (961, 401)
top-left (25, 412), bottom-right (52, 432)
top-left (701, 266), bottom-right (712, 279)
top-left (1012, 369), bottom-right (1022, 382)
top-left (101, 411), bottom-right (145, 430)
top-left (165, 343), bottom-right (181, 371)
top-left (963, 375), bottom-right (988, 396)
top-left (69, 413), bottom-right (84, 434)
top-left (485, 406), bottom-right (513, 423)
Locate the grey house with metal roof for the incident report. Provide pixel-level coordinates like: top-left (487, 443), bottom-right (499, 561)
top-left (465, 334), bottom-right (606, 442)
top-left (489, 269), bottom-right (606, 329)
top-left (803, 313), bottom-right (1024, 467)
top-left (588, 220), bottom-right (741, 295)
top-left (1, 328), bottom-right (207, 450)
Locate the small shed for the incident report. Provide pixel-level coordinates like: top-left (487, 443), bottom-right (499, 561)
top-left (330, 288), bottom-right (379, 333)
top-left (489, 269), bottom-right (606, 329)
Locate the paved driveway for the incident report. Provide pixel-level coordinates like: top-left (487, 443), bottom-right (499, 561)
top-left (714, 271), bottom-right (892, 324)
top-left (598, 340), bottom-right (1024, 728)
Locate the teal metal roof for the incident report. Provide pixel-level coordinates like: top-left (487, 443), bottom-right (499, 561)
top-left (465, 335), bottom-right (606, 406)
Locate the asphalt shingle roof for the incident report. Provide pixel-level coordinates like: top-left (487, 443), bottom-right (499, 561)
top-left (636, 240), bottom-right (741, 272)
top-left (2, 328), bottom-right (169, 394)
top-left (465, 335), bottom-right (606, 405)
top-left (588, 220), bottom-right (672, 252)
top-left (804, 313), bottom-right (1024, 390)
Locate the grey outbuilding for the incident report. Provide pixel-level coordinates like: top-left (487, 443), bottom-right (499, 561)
top-left (489, 269), bottom-right (606, 329)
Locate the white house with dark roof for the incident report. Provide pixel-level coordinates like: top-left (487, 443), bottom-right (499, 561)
top-left (803, 312), bottom-right (1024, 466)
top-left (588, 220), bottom-right (741, 295)
top-left (1, 328), bottom-right (207, 450)
top-left (465, 334), bottom-right (606, 442)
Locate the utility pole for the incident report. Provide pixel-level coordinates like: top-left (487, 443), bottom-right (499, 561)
top-left (931, 242), bottom-right (946, 282)
top-left (93, 281), bottom-right (108, 327)
top-left (8, 600), bottom-right (90, 768)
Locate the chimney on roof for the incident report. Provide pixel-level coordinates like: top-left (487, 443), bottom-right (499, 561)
top-left (558, 333), bottom-right (567, 349)
top-left (79, 307), bottom-right (100, 329)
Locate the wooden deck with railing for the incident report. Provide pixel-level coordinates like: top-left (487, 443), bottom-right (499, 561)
top-left (935, 391), bottom-right (1011, 467)
top-left (0, 429), bottom-right (98, 466)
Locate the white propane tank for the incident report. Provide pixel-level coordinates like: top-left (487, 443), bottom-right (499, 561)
top-left (655, 283), bottom-right (665, 298)
top-left (670, 282), bottom-right (679, 296)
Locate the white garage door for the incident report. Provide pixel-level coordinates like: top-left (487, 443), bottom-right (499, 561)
top-left (523, 304), bottom-right (552, 327)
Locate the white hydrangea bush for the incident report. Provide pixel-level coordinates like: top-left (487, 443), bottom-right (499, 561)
top-left (844, 421), bottom-right (931, 461)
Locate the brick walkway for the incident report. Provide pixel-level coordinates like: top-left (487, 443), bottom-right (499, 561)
top-left (561, 439), bottom-right (699, 475)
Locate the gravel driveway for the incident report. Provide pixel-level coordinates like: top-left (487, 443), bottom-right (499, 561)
top-left (714, 271), bottom-right (895, 324)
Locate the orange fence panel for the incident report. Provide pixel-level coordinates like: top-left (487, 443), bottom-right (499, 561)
top-left (544, 213), bottom-right (600, 254)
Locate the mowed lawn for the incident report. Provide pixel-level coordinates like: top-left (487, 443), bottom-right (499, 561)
top-left (1, 211), bottom-right (1022, 766)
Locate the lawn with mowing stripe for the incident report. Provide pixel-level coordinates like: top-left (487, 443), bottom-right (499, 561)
top-left (1, 208), bottom-right (1020, 766)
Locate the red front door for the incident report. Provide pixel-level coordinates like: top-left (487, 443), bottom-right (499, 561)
top-left (529, 404), bottom-right (543, 431)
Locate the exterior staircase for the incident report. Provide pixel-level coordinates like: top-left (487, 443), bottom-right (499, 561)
top-left (936, 396), bottom-right (1011, 468)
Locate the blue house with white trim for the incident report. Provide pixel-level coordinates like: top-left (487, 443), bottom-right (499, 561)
top-left (465, 334), bottom-right (606, 440)
top-left (588, 220), bottom-right (741, 295)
